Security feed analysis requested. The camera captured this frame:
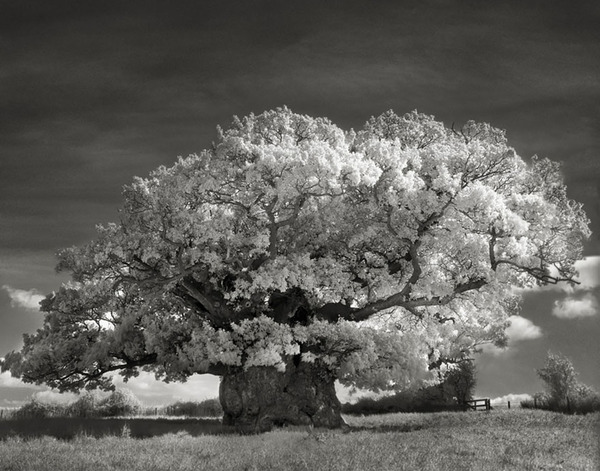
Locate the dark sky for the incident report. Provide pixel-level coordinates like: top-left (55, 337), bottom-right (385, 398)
top-left (1, 0), bottom-right (599, 405)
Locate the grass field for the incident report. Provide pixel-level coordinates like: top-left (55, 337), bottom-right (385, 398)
top-left (0, 410), bottom-right (598, 471)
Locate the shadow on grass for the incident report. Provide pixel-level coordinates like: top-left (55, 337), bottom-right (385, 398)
top-left (0, 417), bottom-right (237, 440)
top-left (0, 417), bottom-right (432, 440)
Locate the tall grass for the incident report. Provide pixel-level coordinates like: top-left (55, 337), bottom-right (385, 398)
top-left (1, 410), bottom-right (598, 471)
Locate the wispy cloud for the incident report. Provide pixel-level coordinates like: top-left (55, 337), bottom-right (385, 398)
top-left (552, 293), bottom-right (598, 319)
top-left (1, 285), bottom-right (44, 310)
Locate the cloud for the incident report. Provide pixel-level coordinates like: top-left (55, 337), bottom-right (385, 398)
top-left (335, 383), bottom-right (390, 404)
top-left (552, 293), bottom-right (598, 319)
top-left (0, 370), bottom-right (221, 409)
top-left (573, 256), bottom-right (600, 290)
top-left (520, 256), bottom-right (600, 294)
top-left (481, 315), bottom-right (542, 356)
top-left (111, 372), bottom-right (220, 405)
top-left (32, 390), bottom-right (78, 404)
top-left (490, 393), bottom-right (533, 406)
top-left (505, 315), bottom-right (543, 342)
top-left (1, 285), bottom-right (44, 310)
top-left (0, 370), bottom-right (27, 388)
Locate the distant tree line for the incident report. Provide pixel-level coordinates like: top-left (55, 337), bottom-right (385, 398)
top-left (8, 390), bottom-right (224, 419)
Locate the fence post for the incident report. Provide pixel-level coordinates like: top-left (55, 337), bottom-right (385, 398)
top-left (508, 401), bottom-right (511, 409)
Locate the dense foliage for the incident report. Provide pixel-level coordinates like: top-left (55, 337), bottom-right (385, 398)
top-left (2, 107), bottom-right (590, 397)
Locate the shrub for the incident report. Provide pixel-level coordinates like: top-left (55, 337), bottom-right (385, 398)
top-left (341, 387), bottom-right (464, 415)
top-left (521, 387), bottom-right (600, 414)
top-left (67, 391), bottom-right (103, 418)
top-left (165, 399), bottom-right (223, 417)
top-left (98, 389), bottom-right (142, 417)
top-left (442, 360), bottom-right (476, 405)
top-left (14, 399), bottom-right (66, 419)
top-left (13, 389), bottom-right (144, 419)
top-left (536, 352), bottom-right (578, 407)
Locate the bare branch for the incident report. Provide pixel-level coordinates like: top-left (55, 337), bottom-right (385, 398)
top-left (494, 259), bottom-right (579, 285)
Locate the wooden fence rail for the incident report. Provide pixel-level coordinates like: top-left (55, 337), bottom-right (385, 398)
top-left (464, 398), bottom-right (491, 411)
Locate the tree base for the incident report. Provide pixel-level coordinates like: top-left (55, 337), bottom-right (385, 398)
top-left (219, 362), bottom-right (345, 433)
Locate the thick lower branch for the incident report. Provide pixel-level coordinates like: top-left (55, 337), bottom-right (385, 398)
top-left (176, 278), bottom-right (237, 327)
top-left (339, 277), bottom-right (488, 322)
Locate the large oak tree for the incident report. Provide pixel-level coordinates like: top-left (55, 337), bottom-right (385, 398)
top-left (2, 108), bottom-right (590, 431)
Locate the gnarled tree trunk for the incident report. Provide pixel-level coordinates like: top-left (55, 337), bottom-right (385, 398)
top-left (219, 360), bottom-right (345, 433)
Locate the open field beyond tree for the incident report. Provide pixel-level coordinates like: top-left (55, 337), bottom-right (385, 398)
top-left (1, 410), bottom-right (598, 471)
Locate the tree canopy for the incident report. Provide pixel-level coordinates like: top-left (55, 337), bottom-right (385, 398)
top-left (2, 107), bottom-right (590, 395)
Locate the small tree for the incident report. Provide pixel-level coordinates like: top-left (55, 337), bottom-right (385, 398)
top-left (443, 359), bottom-right (476, 405)
top-left (99, 389), bottom-right (142, 417)
top-left (67, 390), bottom-right (103, 417)
top-left (534, 352), bottom-right (600, 413)
top-left (1, 108), bottom-right (590, 432)
top-left (14, 398), bottom-right (64, 419)
top-left (536, 352), bottom-right (578, 408)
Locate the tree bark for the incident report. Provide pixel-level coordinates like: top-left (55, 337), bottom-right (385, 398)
top-left (219, 360), bottom-right (345, 433)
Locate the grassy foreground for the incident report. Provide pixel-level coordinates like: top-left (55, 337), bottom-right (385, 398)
top-left (0, 410), bottom-right (598, 471)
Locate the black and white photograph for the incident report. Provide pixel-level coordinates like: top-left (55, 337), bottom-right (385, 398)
top-left (1, 1), bottom-right (599, 469)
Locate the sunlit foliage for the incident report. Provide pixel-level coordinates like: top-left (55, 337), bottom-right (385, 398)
top-left (2, 107), bottom-right (590, 396)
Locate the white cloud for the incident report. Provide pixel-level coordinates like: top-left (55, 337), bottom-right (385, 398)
top-left (480, 315), bottom-right (542, 356)
top-left (112, 372), bottom-right (220, 405)
top-left (335, 383), bottom-right (391, 404)
top-left (2, 285), bottom-right (44, 310)
top-left (0, 370), bottom-right (28, 388)
top-left (490, 393), bottom-right (532, 405)
top-left (505, 315), bottom-right (543, 342)
top-left (516, 256), bottom-right (600, 294)
top-left (574, 256), bottom-right (600, 290)
top-left (32, 390), bottom-right (78, 404)
top-left (0, 370), bottom-right (221, 408)
top-left (552, 293), bottom-right (598, 319)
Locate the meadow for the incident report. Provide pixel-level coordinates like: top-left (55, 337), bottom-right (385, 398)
top-left (0, 409), bottom-right (598, 471)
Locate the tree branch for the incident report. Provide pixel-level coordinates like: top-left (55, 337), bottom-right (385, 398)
top-left (493, 259), bottom-right (578, 285)
top-left (179, 278), bottom-right (235, 326)
top-left (342, 277), bottom-right (488, 322)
